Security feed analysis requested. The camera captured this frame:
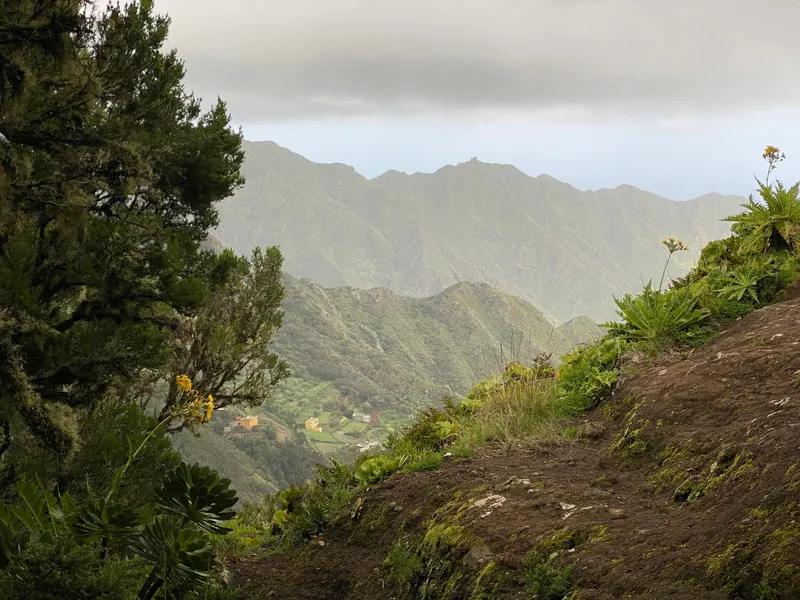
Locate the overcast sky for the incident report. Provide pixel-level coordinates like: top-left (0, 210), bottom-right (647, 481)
top-left (156, 0), bottom-right (800, 199)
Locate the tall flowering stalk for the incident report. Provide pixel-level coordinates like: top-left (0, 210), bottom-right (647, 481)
top-left (106, 376), bottom-right (214, 503)
top-left (763, 145), bottom-right (786, 186)
top-left (659, 237), bottom-right (688, 291)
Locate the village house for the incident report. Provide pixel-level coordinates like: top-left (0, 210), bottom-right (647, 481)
top-left (222, 414), bottom-right (263, 438)
top-left (304, 417), bottom-right (323, 432)
top-left (352, 411), bottom-right (371, 424)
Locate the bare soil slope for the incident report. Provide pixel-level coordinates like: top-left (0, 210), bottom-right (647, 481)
top-left (233, 292), bottom-right (800, 599)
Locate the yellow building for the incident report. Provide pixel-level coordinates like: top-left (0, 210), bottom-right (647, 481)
top-left (235, 415), bottom-right (258, 431)
top-left (304, 417), bottom-right (323, 432)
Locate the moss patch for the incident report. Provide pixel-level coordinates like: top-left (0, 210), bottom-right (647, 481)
top-left (608, 401), bottom-right (652, 459)
top-left (523, 526), bottom-right (608, 600)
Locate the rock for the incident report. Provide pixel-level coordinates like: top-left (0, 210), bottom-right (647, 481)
top-left (393, 504), bottom-right (404, 512)
top-left (463, 546), bottom-right (494, 569)
top-left (472, 494), bottom-right (506, 509)
top-left (608, 508), bottom-right (627, 519)
top-left (580, 422), bottom-right (607, 439)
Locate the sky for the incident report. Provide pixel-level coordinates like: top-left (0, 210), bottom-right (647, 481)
top-left (155, 0), bottom-right (800, 200)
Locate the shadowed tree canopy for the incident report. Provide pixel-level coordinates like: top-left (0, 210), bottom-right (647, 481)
top-left (0, 0), bottom-right (252, 464)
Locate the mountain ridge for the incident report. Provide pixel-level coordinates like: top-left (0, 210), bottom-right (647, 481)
top-left (213, 141), bottom-right (743, 321)
top-left (272, 272), bottom-right (601, 415)
top-left (243, 141), bottom-right (745, 201)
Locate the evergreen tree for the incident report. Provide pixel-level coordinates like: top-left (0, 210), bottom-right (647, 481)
top-left (0, 0), bottom-right (245, 466)
top-left (155, 246), bottom-right (291, 430)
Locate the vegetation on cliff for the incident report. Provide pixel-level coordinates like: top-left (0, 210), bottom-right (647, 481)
top-left (219, 147), bottom-right (800, 599)
top-left (0, 1), bottom-right (284, 597)
top-left (2, 1), bottom-right (799, 599)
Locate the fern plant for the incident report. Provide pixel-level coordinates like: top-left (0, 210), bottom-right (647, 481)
top-left (724, 180), bottom-right (800, 255)
top-left (0, 476), bottom-right (77, 567)
top-left (716, 260), bottom-right (770, 303)
top-left (604, 282), bottom-right (709, 344)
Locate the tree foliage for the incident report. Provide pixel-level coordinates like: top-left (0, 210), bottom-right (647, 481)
top-left (157, 247), bottom-right (290, 429)
top-left (0, 0), bottom-right (246, 461)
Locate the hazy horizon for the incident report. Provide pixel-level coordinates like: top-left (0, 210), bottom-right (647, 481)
top-left (242, 131), bottom-right (793, 202)
top-left (155, 0), bottom-right (800, 200)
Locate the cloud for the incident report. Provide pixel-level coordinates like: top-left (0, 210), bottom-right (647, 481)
top-left (155, 0), bottom-right (800, 120)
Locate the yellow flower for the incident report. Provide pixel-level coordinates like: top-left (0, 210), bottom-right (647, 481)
top-left (176, 374), bottom-right (192, 393)
top-left (204, 395), bottom-right (214, 422)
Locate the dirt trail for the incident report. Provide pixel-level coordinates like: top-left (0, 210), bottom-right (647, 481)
top-left (233, 294), bottom-right (800, 599)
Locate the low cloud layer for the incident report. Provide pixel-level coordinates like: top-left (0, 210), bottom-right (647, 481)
top-left (156, 0), bottom-right (800, 120)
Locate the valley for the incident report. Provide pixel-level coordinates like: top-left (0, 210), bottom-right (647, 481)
top-left (177, 271), bottom-right (603, 502)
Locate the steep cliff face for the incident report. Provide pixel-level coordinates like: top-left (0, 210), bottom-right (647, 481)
top-left (232, 287), bottom-right (800, 599)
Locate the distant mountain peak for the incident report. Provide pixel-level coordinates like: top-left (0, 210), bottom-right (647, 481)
top-left (217, 141), bottom-right (745, 321)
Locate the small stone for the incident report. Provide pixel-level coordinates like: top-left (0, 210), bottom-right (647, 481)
top-left (608, 508), bottom-right (626, 519)
top-left (580, 422), bottom-right (607, 439)
top-left (463, 546), bottom-right (494, 569)
top-left (393, 504), bottom-right (404, 512)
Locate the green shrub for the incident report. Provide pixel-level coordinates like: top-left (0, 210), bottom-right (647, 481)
top-left (267, 460), bottom-right (361, 544)
top-left (0, 537), bottom-right (146, 600)
top-left (454, 378), bottom-right (562, 451)
top-left (557, 337), bottom-right (626, 410)
top-left (459, 376), bottom-right (504, 414)
top-left (604, 282), bottom-right (709, 346)
top-left (65, 403), bottom-right (181, 509)
top-left (354, 456), bottom-right (406, 485)
top-left (0, 457), bottom-right (239, 600)
top-left (724, 180), bottom-right (800, 255)
top-left (385, 408), bottom-right (460, 457)
top-left (405, 453), bottom-right (444, 472)
top-left (696, 236), bottom-right (742, 275)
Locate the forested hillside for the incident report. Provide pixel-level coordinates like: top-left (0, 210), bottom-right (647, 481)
top-left (174, 272), bottom-right (602, 502)
top-left (275, 275), bottom-right (601, 413)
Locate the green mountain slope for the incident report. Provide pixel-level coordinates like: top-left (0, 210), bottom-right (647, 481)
top-left (214, 141), bottom-right (743, 321)
top-left (174, 271), bottom-right (602, 501)
top-left (272, 274), bottom-right (601, 417)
